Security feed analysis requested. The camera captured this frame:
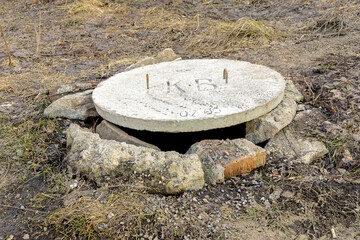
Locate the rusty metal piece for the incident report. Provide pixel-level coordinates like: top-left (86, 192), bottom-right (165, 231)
top-left (146, 74), bottom-right (149, 90)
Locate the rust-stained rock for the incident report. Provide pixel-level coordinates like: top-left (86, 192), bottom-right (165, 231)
top-left (187, 139), bottom-right (266, 185)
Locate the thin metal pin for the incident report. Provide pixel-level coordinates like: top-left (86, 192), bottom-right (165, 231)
top-left (146, 74), bottom-right (149, 90)
top-left (224, 69), bottom-right (228, 84)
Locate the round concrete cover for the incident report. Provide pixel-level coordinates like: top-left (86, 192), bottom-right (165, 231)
top-left (93, 59), bottom-right (285, 132)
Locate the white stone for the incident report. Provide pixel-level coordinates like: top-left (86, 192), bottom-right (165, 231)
top-left (266, 110), bottom-right (328, 164)
top-left (245, 97), bottom-right (297, 144)
top-left (284, 80), bottom-right (304, 102)
top-left (44, 90), bottom-right (99, 120)
top-left (93, 59), bottom-right (285, 132)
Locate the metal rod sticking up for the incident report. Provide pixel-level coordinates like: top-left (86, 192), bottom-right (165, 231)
top-left (223, 68), bottom-right (228, 84)
top-left (146, 74), bottom-right (149, 90)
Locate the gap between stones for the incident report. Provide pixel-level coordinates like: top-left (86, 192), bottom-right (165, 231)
top-left (112, 121), bottom-right (247, 153)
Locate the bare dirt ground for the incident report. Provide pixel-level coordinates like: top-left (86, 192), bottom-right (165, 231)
top-left (0, 0), bottom-right (359, 239)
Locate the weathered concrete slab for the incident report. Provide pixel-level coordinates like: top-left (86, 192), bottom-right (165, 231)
top-left (44, 90), bottom-right (99, 120)
top-left (96, 120), bottom-right (160, 150)
top-left (187, 139), bottom-right (266, 185)
top-left (66, 124), bottom-right (204, 195)
top-left (93, 59), bottom-right (286, 132)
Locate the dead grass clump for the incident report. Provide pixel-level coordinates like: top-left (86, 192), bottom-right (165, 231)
top-left (0, 84), bottom-right (14, 94)
top-left (0, 63), bottom-right (76, 100)
top-left (186, 17), bottom-right (282, 52)
top-left (215, 17), bottom-right (279, 49)
top-left (66, 0), bottom-right (108, 18)
top-left (62, 3), bottom-right (284, 57)
top-left (137, 7), bottom-right (282, 52)
top-left (314, 12), bottom-right (346, 35)
top-left (45, 190), bottom-right (208, 239)
top-left (312, 1), bottom-right (360, 36)
top-left (0, 58), bottom-right (19, 67)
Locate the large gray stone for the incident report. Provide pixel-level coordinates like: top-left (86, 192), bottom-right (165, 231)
top-left (284, 80), bottom-right (304, 102)
top-left (93, 59), bottom-right (286, 132)
top-left (126, 48), bottom-right (181, 70)
top-left (265, 110), bottom-right (328, 164)
top-left (245, 97), bottom-right (297, 144)
top-left (96, 120), bottom-right (160, 150)
top-left (65, 124), bottom-right (204, 194)
top-left (44, 90), bottom-right (99, 120)
top-left (187, 139), bottom-right (266, 185)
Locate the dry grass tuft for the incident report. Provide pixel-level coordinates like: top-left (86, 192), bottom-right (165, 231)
top-left (66, 0), bottom-right (108, 17)
top-left (0, 58), bottom-right (19, 67)
top-left (46, 192), bottom-right (151, 239)
top-left (46, 190), bottom-right (209, 239)
top-left (60, 2), bottom-right (283, 57)
top-left (136, 7), bottom-right (282, 53)
top-left (0, 83), bottom-right (14, 94)
top-left (0, 60), bottom-right (76, 99)
top-left (312, 1), bottom-right (360, 36)
top-left (214, 17), bottom-right (280, 49)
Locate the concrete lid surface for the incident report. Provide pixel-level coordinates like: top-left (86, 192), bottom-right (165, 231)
top-left (92, 59), bottom-right (285, 132)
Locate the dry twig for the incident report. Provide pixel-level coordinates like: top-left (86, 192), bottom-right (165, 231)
top-left (34, 12), bottom-right (42, 53)
top-left (0, 21), bottom-right (12, 66)
top-left (0, 203), bottom-right (45, 213)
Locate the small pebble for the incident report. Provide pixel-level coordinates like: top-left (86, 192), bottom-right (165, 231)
top-left (297, 104), bottom-right (306, 111)
top-left (69, 180), bottom-right (78, 189)
top-left (23, 234), bottom-right (30, 240)
top-left (107, 212), bottom-right (115, 219)
top-left (97, 224), bottom-right (108, 230)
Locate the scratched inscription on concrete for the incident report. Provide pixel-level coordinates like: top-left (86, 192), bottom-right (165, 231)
top-left (92, 59), bottom-right (286, 132)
